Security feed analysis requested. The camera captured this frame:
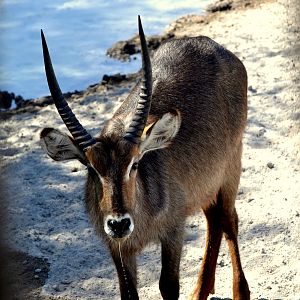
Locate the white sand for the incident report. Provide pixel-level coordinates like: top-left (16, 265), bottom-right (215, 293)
top-left (1, 0), bottom-right (299, 299)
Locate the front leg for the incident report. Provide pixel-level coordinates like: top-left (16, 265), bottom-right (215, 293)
top-left (110, 243), bottom-right (139, 300)
top-left (159, 229), bottom-right (184, 300)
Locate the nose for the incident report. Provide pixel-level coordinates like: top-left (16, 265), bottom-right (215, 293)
top-left (104, 214), bottom-right (134, 239)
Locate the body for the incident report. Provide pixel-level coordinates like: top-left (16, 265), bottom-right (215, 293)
top-left (40, 21), bottom-right (249, 300)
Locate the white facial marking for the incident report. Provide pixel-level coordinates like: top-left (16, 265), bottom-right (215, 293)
top-left (124, 157), bottom-right (135, 182)
top-left (90, 163), bottom-right (104, 185)
top-left (104, 213), bottom-right (134, 237)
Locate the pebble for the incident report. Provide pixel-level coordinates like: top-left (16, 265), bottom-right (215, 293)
top-left (217, 259), bottom-right (225, 267)
top-left (34, 275), bottom-right (40, 279)
top-left (257, 128), bottom-right (266, 137)
top-left (248, 85), bottom-right (257, 93)
top-left (238, 189), bottom-right (244, 195)
top-left (53, 284), bottom-right (65, 292)
top-left (61, 279), bottom-right (72, 285)
top-left (267, 162), bottom-right (275, 169)
top-left (34, 268), bottom-right (42, 273)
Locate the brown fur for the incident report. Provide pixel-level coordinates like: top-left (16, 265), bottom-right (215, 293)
top-left (42, 36), bottom-right (250, 299)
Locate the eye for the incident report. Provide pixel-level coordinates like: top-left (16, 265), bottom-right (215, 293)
top-left (131, 162), bottom-right (139, 171)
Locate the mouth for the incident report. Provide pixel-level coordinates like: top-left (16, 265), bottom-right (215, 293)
top-left (106, 230), bottom-right (132, 240)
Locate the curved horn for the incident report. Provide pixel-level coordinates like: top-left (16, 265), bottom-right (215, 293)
top-left (124, 15), bottom-right (153, 144)
top-left (41, 30), bottom-right (96, 151)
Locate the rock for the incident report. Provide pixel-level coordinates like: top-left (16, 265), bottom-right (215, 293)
top-left (61, 279), bottom-right (72, 285)
top-left (34, 268), bottom-right (42, 273)
top-left (207, 0), bottom-right (252, 12)
top-left (257, 128), bottom-right (266, 137)
top-left (0, 90), bottom-right (26, 109)
top-left (207, 0), bottom-right (233, 13)
top-left (217, 259), bottom-right (225, 267)
top-left (248, 85), bottom-right (257, 93)
top-left (107, 33), bottom-right (175, 61)
top-left (267, 162), bottom-right (275, 169)
top-left (0, 91), bottom-right (13, 109)
top-left (101, 73), bottom-right (127, 85)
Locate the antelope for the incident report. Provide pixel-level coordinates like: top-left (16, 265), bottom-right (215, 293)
top-left (40, 16), bottom-right (250, 300)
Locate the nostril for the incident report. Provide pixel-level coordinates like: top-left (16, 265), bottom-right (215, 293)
top-left (120, 218), bottom-right (131, 232)
top-left (107, 219), bottom-right (117, 230)
top-left (106, 217), bottom-right (132, 238)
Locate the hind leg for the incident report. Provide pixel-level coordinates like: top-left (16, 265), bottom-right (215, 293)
top-left (191, 195), bottom-right (223, 300)
top-left (218, 142), bottom-right (250, 299)
top-left (219, 148), bottom-right (250, 299)
top-left (220, 188), bottom-right (250, 300)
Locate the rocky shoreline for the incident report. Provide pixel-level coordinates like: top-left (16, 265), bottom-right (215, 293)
top-left (0, 0), bottom-right (266, 118)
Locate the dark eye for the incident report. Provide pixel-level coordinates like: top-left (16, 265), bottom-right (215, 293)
top-left (131, 162), bottom-right (139, 171)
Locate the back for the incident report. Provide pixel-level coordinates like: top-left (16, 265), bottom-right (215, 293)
top-left (148, 36), bottom-right (248, 204)
top-left (151, 36), bottom-right (247, 146)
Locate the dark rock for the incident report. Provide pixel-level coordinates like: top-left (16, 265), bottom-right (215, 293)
top-left (0, 91), bottom-right (26, 109)
top-left (248, 85), bottom-right (257, 93)
top-left (123, 42), bottom-right (137, 56)
top-left (207, 0), bottom-right (233, 12)
top-left (207, 0), bottom-right (253, 13)
top-left (101, 73), bottom-right (127, 85)
top-left (15, 95), bottom-right (25, 108)
top-left (0, 91), bottom-right (13, 109)
top-left (107, 33), bottom-right (175, 61)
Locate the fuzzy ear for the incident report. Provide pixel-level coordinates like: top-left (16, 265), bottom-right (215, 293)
top-left (40, 128), bottom-right (87, 165)
top-left (139, 110), bottom-right (181, 156)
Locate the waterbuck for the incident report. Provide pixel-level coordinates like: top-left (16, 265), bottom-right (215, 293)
top-left (40, 16), bottom-right (250, 300)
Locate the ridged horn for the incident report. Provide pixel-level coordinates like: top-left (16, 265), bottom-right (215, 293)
top-left (124, 15), bottom-right (153, 144)
top-left (41, 30), bottom-right (96, 151)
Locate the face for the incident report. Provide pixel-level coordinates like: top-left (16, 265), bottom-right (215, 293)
top-left (40, 111), bottom-right (181, 241)
top-left (86, 137), bottom-right (140, 240)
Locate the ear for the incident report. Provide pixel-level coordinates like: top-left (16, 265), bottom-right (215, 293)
top-left (40, 128), bottom-right (87, 165)
top-left (139, 110), bottom-right (181, 156)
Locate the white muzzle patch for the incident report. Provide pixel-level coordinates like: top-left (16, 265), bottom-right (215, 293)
top-left (104, 213), bottom-right (134, 239)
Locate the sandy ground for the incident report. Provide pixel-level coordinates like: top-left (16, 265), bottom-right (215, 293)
top-left (0, 0), bottom-right (299, 299)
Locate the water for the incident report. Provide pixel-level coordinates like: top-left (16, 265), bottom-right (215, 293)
top-left (0, 0), bottom-right (211, 100)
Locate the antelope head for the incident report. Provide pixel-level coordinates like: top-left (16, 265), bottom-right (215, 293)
top-left (40, 16), bottom-right (181, 240)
